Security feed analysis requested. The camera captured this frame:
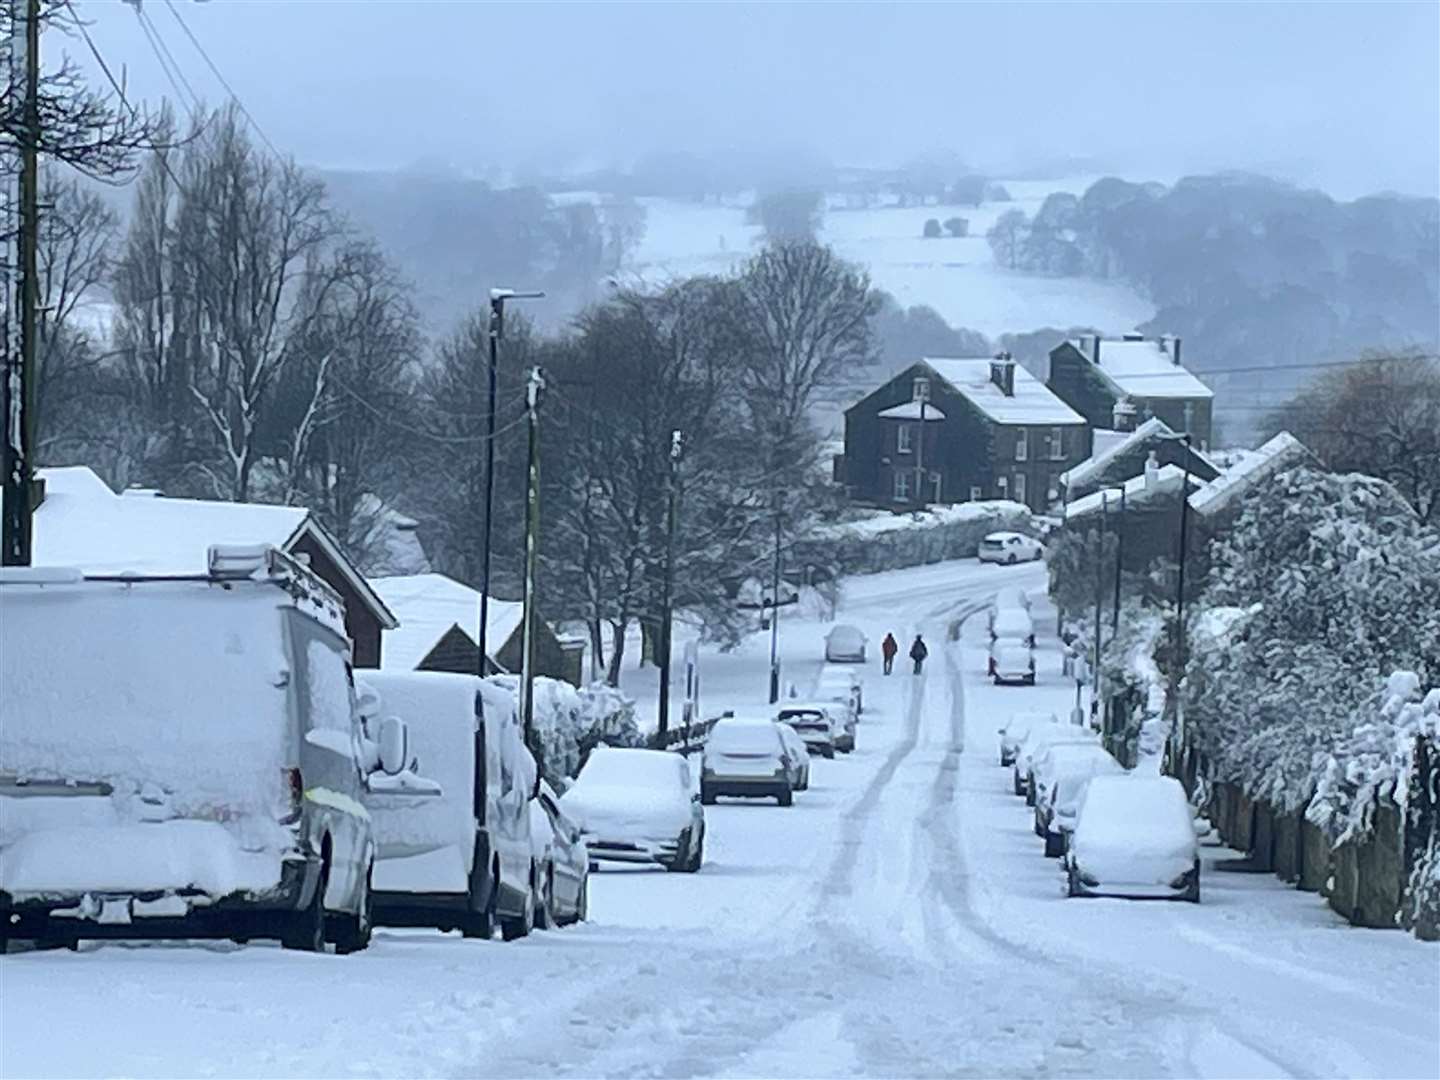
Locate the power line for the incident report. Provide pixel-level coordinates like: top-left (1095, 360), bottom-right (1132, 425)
top-left (1091, 353), bottom-right (1439, 384)
top-left (161, 0), bottom-right (282, 160)
top-left (131, 4), bottom-right (202, 118)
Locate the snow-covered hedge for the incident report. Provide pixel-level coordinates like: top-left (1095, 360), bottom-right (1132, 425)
top-left (799, 500), bottom-right (1038, 576)
top-left (1096, 603), bottom-right (1169, 766)
top-left (485, 675), bottom-right (641, 786)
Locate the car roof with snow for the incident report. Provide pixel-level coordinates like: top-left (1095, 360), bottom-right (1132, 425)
top-left (983, 531), bottom-right (1027, 542)
top-left (777, 700), bottom-right (836, 714)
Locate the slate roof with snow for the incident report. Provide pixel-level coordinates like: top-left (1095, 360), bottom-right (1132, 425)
top-left (922, 358), bottom-right (1085, 426)
top-left (1067, 337), bottom-right (1214, 399)
top-left (1063, 464), bottom-right (1204, 521)
top-left (371, 572), bottom-right (524, 671)
top-left (9, 466), bottom-right (396, 627)
top-left (1188, 432), bottom-right (1312, 518)
top-left (877, 401), bottom-right (946, 421)
top-left (1061, 417), bottom-right (1177, 487)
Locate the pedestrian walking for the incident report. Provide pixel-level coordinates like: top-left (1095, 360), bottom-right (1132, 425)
top-left (881, 632), bottom-right (898, 675)
top-left (910, 634), bottom-right (928, 675)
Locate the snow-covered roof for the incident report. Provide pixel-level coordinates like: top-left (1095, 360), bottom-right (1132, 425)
top-left (1062, 418), bottom-right (1177, 487)
top-left (877, 401), bottom-right (946, 421)
top-left (371, 572), bottom-right (524, 671)
top-left (1067, 337), bottom-right (1214, 399)
top-left (922, 358), bottom-right (1085, 426)
top-left (10, 466), bottom-right (395, 628)
top-left (1064, 464), bottom-right (1203, 521)
top-left (1188, 432), bottom-right (1312, 518)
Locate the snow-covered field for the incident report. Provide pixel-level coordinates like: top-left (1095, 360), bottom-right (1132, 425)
top-left (625, 179), bottom-right (1155, 338)
top-left (3, 558), bottom-right (1435, 1079)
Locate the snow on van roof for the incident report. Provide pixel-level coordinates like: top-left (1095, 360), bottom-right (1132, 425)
top-left (371, 573), bottom-right (524, 671)
top-left (922, 358), bottom-right (1085, 426)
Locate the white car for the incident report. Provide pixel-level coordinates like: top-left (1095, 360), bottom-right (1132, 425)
top-left (989, 641), bottom-right (1036, 686)
top-left (776, 701), bottom-right (842, 759)
top-left (817, 664), bottom-right (863, 716)
top-left (1013, 724), bottom-right (1097, 803)
top-left (1044, 758), bottom-right (1127, 858)
top-left (1067, 775), bottom-right (1201, 902)
top-left (1032, 743), bottom-right (1122, 841)
top-left (560, 748), bottom-right (705, 873)
top-left (824, 624), bottom-right (868, 663)
top-left (989, 606), bottom-right (1035, 646)
top-left (529, 781), bottom-right (589, 928)
top-left (978, 531), bottom-right (1045, 565)
top-left (997, 711), bottom-right (1058, 767)
top-left (993, 585), bottom-right (1032, 613)
top-left (700, 716), bottom-right (797, 806)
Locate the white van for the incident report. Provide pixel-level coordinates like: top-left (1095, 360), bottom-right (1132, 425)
top-left (0, 547), bottom-right (415, 954)
top-left (357, 671), bottom-right (540, 941)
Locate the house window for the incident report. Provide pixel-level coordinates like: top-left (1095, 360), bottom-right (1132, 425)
top-left (1049, 427), bottom-right (1065, 460)
top-left (893, 470), bottom-right (912, 501)
top-left (896, 424), bottom-right (913, 454)
top-left (1014, 429), bottom-right (1028, 461)
top-left (1013, 473), bottom-right (1027, 505)
top-left (969, 485), bottom-right (983, 502)
top-left (996, 476), bottom-right (1008, 496)
top-left (912, 376), bottom-right (930, 402)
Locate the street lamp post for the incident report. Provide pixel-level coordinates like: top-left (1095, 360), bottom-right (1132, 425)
top-left (769, 506), bottom-right (783, 704)
top-left (657, 429), bottom-right (684, 735)
top-left (518, 366), bottom-right (546, 750)
top-left (478, 287), bottom-right (542, 677)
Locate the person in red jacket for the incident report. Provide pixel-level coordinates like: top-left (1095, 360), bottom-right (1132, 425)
top-left (881, 632), bottom-right (898, 675)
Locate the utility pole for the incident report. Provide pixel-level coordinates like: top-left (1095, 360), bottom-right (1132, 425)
top-left (518, 366), bottom-right (545, 748)
top-left (1172, 434), bottom-right (1194, 754)
top-left (914, 393), bottom-right (927, 508)
top-left (1112, 485), bottom-right (1126, 633)
top-left (656, 429), bottom-right (683, 735)
top-left (478, 288), bottom-right (542, 677)
top-left (2, 0), bottom-right (39, 567)
top-left (1091, 490), bottom-right (1108, 727)
top-left (769, 505), bottom-right (783, 704)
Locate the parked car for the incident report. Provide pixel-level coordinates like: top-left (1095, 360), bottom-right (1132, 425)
top-left (978, 531), bottom-right (1044, 565)
top-left (529, 780), bottom-right (589, 928)
top-left (1013, 724), bottom-right (1097, 803)
top-left (1067, 775), bottom-right (1201, 902)
top-left (809, 681), bottom-right (859, 753)
top-left (700, 716), bottom-right (796, 806)
top-left (989, 606), bottom-right (1035, 646)
top-left (561, 748), bottom-right (705, 872)
top-left (0, 546), bottom-right (415, 954)
top-left (776, 701), bottom-right (842, 758)
top-left (998, 711), bottom-right (1058, 767)
top-left (993, 585), bottom-right (1032, 613)
top-left (774, 723), bottom-right (812, 791)
top-left (1032, 744), bottom-right (1123, 849)
top-left (989, 641), bottom-right (1036, 685)
top-left (824, 624), bottom-right (868, 663)
top-left (1044, 758), bottom-right (1127, 857)
top-left (358, 670), bottom-right (539, 941)
top-left (817, 664), bottom-right (863, 716)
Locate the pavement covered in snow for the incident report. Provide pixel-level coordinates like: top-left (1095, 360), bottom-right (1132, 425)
top-left (3, 558), bottom-right (1436, 1079)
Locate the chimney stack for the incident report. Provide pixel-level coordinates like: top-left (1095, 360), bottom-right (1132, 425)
top-left (1092, 335), bottom-right (1102, 365)
top-left (989, 351), bottom-right (1016, 397)
top-left (1112, 397), bottom-right (1137, 433)
top-left (1173, 336), bottom-right (1182, 367)
top-left (1143, 450), bottom-right (1160, 490)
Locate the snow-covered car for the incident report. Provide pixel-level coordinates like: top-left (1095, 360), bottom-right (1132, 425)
top-left (824, 624), bottom-right (868, 663)
top-left (358, 671), bottom-right (539, 941)
top-left (997, 710), bottom-right (1058, 767)
top-left (774, 723), bottom-right (812, 791)
top-left (989, 641), bottom-right (1036, 685)
top-left (809, 680), bottom-right (860, 753)
top-left (700, 717), bottom-right (796, 806)
top-left (1013, 724), bottom-right (1097, 803)
top-left (993, 585), bottom-right (1032, 613)
top-left (0, 547), bottom-right (410, 954)
top-left (529, 781), bottom-right (589, 927)
top-left (988, 606), bottom-right (1035, 646)
top-left (817, 664), bottom-right (863, 716)
top-left (561, 748), bottom-right (705, 872)
top-left (977, 531), bottom-right (1045, 565)
top-left (776, 701), bottom-right (842, 758)
top-left (1044, 757), bottom-right (1127, 857)
top-left (1067, 775), bottom-right (1201, 902)
top-left (1032, 744), bottom-right (1122, 846)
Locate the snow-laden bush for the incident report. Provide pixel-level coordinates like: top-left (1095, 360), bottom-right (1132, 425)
top-left (1184, 467), bottom-right (1440, 811)
top-left (798, 501), bottom-right (1037, 577)
top-left (1096, 602), bottom-right (1169, 766)
top-left (485, 675), bottom-right (641, 786)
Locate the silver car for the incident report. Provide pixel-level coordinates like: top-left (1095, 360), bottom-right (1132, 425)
top-left (701, 717), bottom-right (797, 806)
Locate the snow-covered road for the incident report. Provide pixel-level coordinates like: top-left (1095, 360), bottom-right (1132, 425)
top-left (3, 559), bottom-right (1436, 1078)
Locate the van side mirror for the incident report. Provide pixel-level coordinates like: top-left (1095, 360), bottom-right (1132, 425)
top-left (379, 716), bottom-right (409, 776)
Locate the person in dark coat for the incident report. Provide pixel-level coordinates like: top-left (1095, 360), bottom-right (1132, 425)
top-left (881, 632), bottom-right (898, 675)
top-left (910, 634), bottom-right (929, 675)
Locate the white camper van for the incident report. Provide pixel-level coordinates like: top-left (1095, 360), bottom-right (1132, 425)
top-left (0, 546), bottom-right (420, 954)
top-left (357, 671), bottom-right (540, 940)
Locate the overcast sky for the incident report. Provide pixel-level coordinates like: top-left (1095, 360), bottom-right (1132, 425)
top-left (74, 0), bottom-right (1440, 197)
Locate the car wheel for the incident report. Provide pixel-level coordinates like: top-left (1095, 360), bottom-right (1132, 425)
top-left (777, 787), bottom-right (793, 807)
top-left (1007, 553), bottom-right (1017, 565)
top-left (534, 870), bottom-right (556, 931)
top-left (1025, 782), bottom-right (1037, 808)
top-left (1066, 865), bottom-right (1083, 898)
top-left (1012, 771), bottom-right (1026, 797)
top-left (574, 875), bottom-right (589, 924)
top-left (1043, 831), bottom-right (1065, 859)
top-left (1185, 860), bottom-right (1201, 903)
top-left (685, 830), bottom-right (704, 872)
top-left (500, 874), bottom-right (535, 941)
top-left (462, 866), bottom-right (497, 940)
top-left (281, 857), bottom-right (328, 953)
top-left (700, 786), bottom-right (716, 806)
top-left (333, 861), bottom-right (374, 954)
top-left (821, 746), bottom-right (834, 760)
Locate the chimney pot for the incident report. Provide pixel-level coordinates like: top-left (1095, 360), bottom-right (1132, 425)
top-left (1112, 397), bottom-right (1137, 432)
top-left (1144, 450), bottom-right (1160, 489)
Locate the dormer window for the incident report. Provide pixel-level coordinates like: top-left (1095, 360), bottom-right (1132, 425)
top-left (912, 376), bottom-right (930, 402)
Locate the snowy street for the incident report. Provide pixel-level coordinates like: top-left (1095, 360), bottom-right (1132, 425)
top-left (3, 559), bottom-right (1436, 1079)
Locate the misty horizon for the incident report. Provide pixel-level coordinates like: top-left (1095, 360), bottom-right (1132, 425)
top-left (70, 0), bottom-right (1439, 199)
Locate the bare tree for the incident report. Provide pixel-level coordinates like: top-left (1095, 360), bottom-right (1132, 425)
top-left (1264, 351), bottom-right (1440, 524)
